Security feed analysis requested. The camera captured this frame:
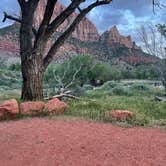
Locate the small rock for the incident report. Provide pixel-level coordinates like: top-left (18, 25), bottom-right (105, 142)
top-left (106, 110), bottom-right (135, 121)
top-left (44, 98), bottom-right (68, 115)
top-left (20, 101), bottom-right (45, 115)
top-left (0, 99), bottom-right (19, 119)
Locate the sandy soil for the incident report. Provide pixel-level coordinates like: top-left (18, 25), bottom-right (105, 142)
top-left (0, 118), bottom-right (166, 166)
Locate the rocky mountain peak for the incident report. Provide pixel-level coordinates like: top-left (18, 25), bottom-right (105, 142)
top-left (0, 2), bottom-right (158, 66)
top-left (109, 25), bottom-right (120, 36)
top-left (100, 25), bottom-right (139, 49)
top-left (34, 0), bottom-right (100, 42)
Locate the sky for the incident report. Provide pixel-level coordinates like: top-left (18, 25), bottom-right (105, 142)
top-left (0, 0), bottom-right (165, 42)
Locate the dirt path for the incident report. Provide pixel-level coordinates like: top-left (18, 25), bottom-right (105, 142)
top-left (0, 118), bottom-right (166, 166)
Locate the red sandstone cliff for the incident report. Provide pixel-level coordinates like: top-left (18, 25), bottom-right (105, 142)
top-left (34, 0), bottom-right (99, 42)
top-left (100, 26), bottom-right (140, 49)
top-left (0, 2), bottom-right (159, 65)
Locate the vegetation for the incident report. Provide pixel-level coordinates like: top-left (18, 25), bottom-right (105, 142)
top-left (0, 55), bottom-right (163, 97)
top-left (0, 55), bottom-right (165, 127)
top-left (66, 81), bottom-right (166, 127)
top-left (138, 23), bottom-right (166, 95)
top-left (3, 0), bottom-right (112, 101)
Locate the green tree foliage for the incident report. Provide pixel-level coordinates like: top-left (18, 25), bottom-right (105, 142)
top-left (44, 55), bottom-right (116, 92)
top-left (135, 65), bottom-right (161, 80)
top-left (8, 63), bottom-right (21, 71)
top-left (157, 24), bottom-right (166, 39)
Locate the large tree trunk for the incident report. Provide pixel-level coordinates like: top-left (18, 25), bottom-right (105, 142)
top-left (21, 57), bottom-right (44, 101)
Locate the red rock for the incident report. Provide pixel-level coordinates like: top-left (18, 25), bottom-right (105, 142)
top-left (34, 0), bottom-right (99, 42)
top-left (100, 25), bottom-right (139, 49)
top-left (0, 99), bottom-right (19, 119)
top-left (20, 101), bottom-right (45, 115)
top-left (44, 98), bottom-right (68, 115)
top-left (0, 5), bottom-right (160, 66)
top-left (106, 110), bottom-right (135, 121)
top-left (119, 56), bottom-right (159, 65)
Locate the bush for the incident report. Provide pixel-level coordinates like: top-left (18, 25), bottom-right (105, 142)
top-left (8, 63), bottom-right (21, 71)
top-left (88, 63), bottom-right (112, 82)
top-left (135, 65), bottom-right (161, 80)
top-left (130, 83), bottom-right (150, 91)
top-left (72, 86), bottom-right (86, 97)
top-left (44, 55), bottom-right (116, 92)
top-left (99, 81), bottom-right (118, 91)
top-left (112, 86), bottom-right (132, 96)
top-left (83, 84), bottom-right (94, 91)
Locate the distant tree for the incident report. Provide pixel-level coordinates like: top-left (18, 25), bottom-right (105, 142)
top-left (138, 23), bottom-right (165, 57)
top-left (44, 55), bottom-right (96, 94)
top-left (157, 24), bottom-right (166, 95)
top-left (2, 0), bottom-right (162, 100)
top-left (138, 23), bottom-right (166, 95)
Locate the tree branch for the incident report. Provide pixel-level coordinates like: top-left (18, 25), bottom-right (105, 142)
top-left (152, 0), bottom-right (166, 13)
top-left (34, 0), bottom-right (58, 48)
top-left (65, 65), bottom-right (82, 89)
top-left (2, 12), bottom-right (37, 36)
top-left (45, 0), bottom-right (86, 38)
top-left (43, 0), bottom-right (112, 69)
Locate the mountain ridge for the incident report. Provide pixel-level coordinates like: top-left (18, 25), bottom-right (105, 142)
top-left (0, 1), bottom-right (159, 65)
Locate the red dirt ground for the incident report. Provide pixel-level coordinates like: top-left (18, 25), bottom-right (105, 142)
top-left (0, 118), bottom-right (166, 166)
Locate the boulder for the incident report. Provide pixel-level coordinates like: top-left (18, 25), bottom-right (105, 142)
top-left (20, 101), bottom-right (45, 115)
top-left (0, 99), bottom-right (19, 119)
top-left (44, 98), bottom-right (68, 115)
top-left (106, 110), bottom-right (135, 121)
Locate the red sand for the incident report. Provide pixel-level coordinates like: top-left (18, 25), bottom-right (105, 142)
top-left (0, 118), bottom-right (166, 166)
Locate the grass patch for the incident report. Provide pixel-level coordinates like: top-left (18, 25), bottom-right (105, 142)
top-left (65, 95), bottom-right (166, 127)
top-left (0, 79), bottom-right (165, 127)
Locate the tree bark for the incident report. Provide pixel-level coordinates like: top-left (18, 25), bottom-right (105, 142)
top-left (21, 56), bottom-right (44, 101)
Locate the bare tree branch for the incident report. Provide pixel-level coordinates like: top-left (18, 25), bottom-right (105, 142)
top-left (44, 0), bottom-right (86, 39)
top-left (45, 93), bottom-right (80, 100)
top-left (43, 0), bottom-right (112, 69)
top-left (138, 24), bottom-right (165, 57)
top-left (152, 0), bottom-right (166, 13)
top-left (2, 12), bottom-right (37, 36)
top-left (65, 65), bottom-right (83, 89)
top-left (34, 0), bottom-right (58, 48)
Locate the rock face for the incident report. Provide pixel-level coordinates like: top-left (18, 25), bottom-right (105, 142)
top-left (20, 101), bottom-right (45, 115)
top-left (0, 99), bottom-right (19, 119)
top-left (0, 2), bottom-right (159, 66)
top-left (106, 110), bottom-right (135, 121)
top-left (100, 26), bottom-right (140, 49)
top-left (119, 55), bottom-right (159, 65)
top-left (0, 40), bottom-right (19, 54)
top-left (34, 0), bottom-right (99, 42)
top-left (44, 98), bottom-right (68, 114)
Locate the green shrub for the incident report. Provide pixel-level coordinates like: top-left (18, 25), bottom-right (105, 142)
top-left (99, 81), bottom-right (118, 91)
top-left (83, 84), bottom-right (94, 90)
top-left (8, 63), bottom-right (21, 71)
top-left (112, 86), bottom-right (132, 96)
top-left (44, 55), bottom-right (116, 91)
top-left (130, 83), bottom-right (150, 91)
top-left (88, 63), bottom-right (112, 82)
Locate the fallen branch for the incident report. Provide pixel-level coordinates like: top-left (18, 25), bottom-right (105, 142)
top-left (45, 93), bottom-right (80, 100)
top-left (155, 96), bottom-right (166, 102)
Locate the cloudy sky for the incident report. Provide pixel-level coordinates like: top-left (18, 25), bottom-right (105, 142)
top-left (0, 0), bottom-right (165, 41)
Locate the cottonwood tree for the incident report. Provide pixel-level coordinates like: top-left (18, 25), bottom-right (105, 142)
top-left (3, 0), bottom-right (161, 100)
top-left (3, 0), bottom-right (112, 100)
